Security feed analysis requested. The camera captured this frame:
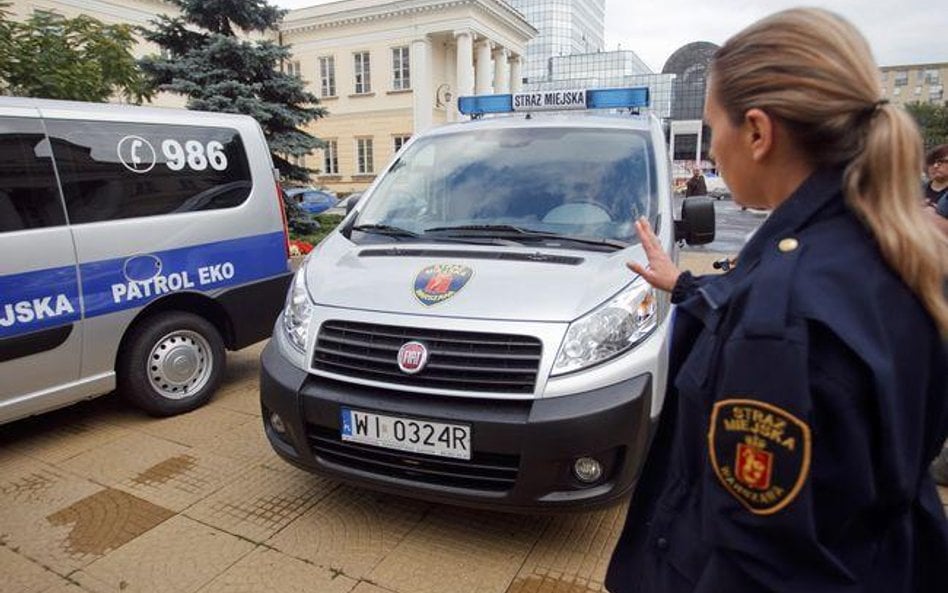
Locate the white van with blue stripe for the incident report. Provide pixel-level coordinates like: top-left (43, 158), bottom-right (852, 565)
top-left (0, 97), bottom-right (292, 423)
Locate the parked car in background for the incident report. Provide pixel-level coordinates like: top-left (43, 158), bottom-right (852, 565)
top-left (323, 192), bottom-right (362, 217)
top-left (286, 187), bottom-right (337, 216)
top-left (704, 174), bottom-right (731, 200)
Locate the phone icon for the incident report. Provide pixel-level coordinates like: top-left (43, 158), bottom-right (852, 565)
top-left (130, 140), bottom-right (143, 166)
top-left (117, 135), bottom-right (156, 174)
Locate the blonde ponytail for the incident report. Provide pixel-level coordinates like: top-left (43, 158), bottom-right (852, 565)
top-left (712, 8), bottom-right (948, 333)
top-left (845, 105), bottom-right (948, 332)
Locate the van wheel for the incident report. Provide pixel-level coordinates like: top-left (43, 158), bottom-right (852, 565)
top-left (118, 311), bottom-right (225, 416)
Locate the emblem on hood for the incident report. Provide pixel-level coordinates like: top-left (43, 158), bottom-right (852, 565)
top-left (413, 264), bottom-right (473, 306)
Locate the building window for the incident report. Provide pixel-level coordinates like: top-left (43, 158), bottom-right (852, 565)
top-left (289, 153), bottom-right (307, 168)
top-left (915, 86), bottom-right (923, 97)
top-left (893, 86), bottom-right (902, 97)
top-left (893, 70), bottom-right (908, 87)
top-left (319, 56), bottom-right (336, 97)
top-left (392, 47), bottom-right (410, 90)
top-left (323, 140), bottom-right (338, 175)
top-left (356, 138), bottom-right (374, 174)
top-left (354, 52), bottom-right (371, 94)
top-left (393, 135), bottom-right (411, 153)
top-left (924, 69), bottom-right (940, 85)
top-left (286, 60), bottom-right (301, 78)
top-left (931, 85), bottom-right (944, 102)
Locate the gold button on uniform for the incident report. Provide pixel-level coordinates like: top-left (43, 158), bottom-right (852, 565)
top-left (778, 238), bottom-right (799, 253)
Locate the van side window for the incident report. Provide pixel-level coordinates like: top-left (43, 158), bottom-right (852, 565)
top-left (0, 117), bottom-right (66, 233)
top-left (45, 120), bottom-right (253, 224)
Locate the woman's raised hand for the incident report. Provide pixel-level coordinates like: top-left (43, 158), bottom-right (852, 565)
top-left (626, 217), bottom-right (681, 293)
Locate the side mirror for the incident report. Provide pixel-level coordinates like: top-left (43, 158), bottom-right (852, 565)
top-left (675, 197), bottom-right (715, 245)
top-left (346, 193), bottom-right (362, 214)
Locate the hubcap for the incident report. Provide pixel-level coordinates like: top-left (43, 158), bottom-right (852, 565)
top-left (147, 330), bottom-right (213, 400)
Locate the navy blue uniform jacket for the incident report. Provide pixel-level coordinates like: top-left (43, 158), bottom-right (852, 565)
top-left (606, 168), bottom-right (948, 592)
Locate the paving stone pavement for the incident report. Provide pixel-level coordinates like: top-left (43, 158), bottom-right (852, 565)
top-left (1, 253), bottom-right (945, 593)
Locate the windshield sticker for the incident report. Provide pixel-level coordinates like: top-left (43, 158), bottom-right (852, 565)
top-left (413, 264), bottom-right (473, 306)
top-left (117, 135), bottom-right (229, 174)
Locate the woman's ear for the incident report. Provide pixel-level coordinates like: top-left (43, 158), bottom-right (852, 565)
top-left (744, 108), bottom-right (775, 162)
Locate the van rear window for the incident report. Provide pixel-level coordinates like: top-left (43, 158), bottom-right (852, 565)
top-left (46, 120), bottom-right (253, 224)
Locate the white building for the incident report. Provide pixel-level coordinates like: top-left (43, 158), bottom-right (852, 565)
top-left (280, 0), bottom-right (536, 192)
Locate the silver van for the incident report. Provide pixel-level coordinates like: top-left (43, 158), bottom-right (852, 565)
top-left (0, 97), bottom-right (292, 423)
top-left (260, 89), bottom-right (713, 510)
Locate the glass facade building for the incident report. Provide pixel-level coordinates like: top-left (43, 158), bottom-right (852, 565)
top-left (506, 0), bottom-right (606, 85)
top-left (531, 51), bottom-right (676, 120)
top-left (500, 2), bottom-right (718, 167)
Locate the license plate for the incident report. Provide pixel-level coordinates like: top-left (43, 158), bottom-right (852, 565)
top-left (340, 408), bottom-right (471, 460)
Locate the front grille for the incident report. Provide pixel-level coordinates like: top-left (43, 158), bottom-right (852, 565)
top-left (313, 320), bottom-right (543, 393)
top-left (308, 425), bottom-right (519, 491)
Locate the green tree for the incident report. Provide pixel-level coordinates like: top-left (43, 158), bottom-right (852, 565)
top-left (0, 2), bottom-right (150, 102)
top-left (140, 0), bottom-right (325, 234)
top-left (905, 102), bottom-right (948, 151)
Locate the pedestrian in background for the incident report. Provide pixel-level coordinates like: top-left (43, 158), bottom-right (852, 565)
top-left (924, 145), bottom-right (948, 481)
top-left (923, 144), bottom-right (948, 236)
top-left (607, 8), bottom-right (948, 593)
top-left (684, 167), bottom-right (707, 197)
top-left (924, 144), bottom-right (948, 207)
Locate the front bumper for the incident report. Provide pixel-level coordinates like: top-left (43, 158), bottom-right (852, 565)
top-left (260, 341), bottom-right (655, 512)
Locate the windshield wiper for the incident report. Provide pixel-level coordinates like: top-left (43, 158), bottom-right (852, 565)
top-left (425, 224), bottom-right (533, 234)
top-left (350, 223), bottom-right (520, 246)
top-left (351, 223), bottom-right (419, 238)
top-left (424, 224), bottom-right (628, 250)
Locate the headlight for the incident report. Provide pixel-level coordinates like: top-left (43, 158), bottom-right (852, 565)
top-left (552, 279), bottom-right (659, 376)
top-left (282, 268), bottom-right (314, 352)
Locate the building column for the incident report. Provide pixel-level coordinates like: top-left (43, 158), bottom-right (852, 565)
top-left (475, 38), bottom-right (493, 95)
top-left (493, 47), bottom-right (510, 94)
top-left (445, 43), bottom-right (458, 122)
top-left (510, 55), bottom-right (523, 93)
top-left (412, 37), bottom-right (433, 133)
top-left (454, 30), bottom-right (474, 100)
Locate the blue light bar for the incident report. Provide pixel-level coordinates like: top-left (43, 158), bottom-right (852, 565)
top-left (457, 94), bottom-right (513, 115)
top-left (587, 87), bottom-right (650, 110)
top-left (458, 87), bottom-right (650, 116)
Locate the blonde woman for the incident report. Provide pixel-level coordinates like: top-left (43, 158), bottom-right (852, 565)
top-left (607, 8), bottom-right (947, 593)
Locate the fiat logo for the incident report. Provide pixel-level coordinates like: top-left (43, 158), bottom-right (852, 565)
top-left (397, 341), bottom-right (429, 374)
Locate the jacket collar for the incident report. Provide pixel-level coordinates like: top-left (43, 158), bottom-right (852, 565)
top-left (736, 166), bottom-right (846, 268)
top-left (683, 167), bottom-right (847, 321)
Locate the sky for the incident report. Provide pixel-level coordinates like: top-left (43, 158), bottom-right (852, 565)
top-left (271, 0), bottom-right (942, 72)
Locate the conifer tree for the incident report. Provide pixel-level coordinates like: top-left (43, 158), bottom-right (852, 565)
top-left (140, 0), bottom-right (325, 232)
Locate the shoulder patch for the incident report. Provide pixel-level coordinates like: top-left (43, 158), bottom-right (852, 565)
top-left (708, 399), bottom-right (811, 515)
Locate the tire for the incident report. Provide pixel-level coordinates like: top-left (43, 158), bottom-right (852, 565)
top-left (118, 311), bottom-right (226, 416)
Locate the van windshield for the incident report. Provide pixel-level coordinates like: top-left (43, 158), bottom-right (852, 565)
top-left (354, 126), bottom-right (658, 247)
